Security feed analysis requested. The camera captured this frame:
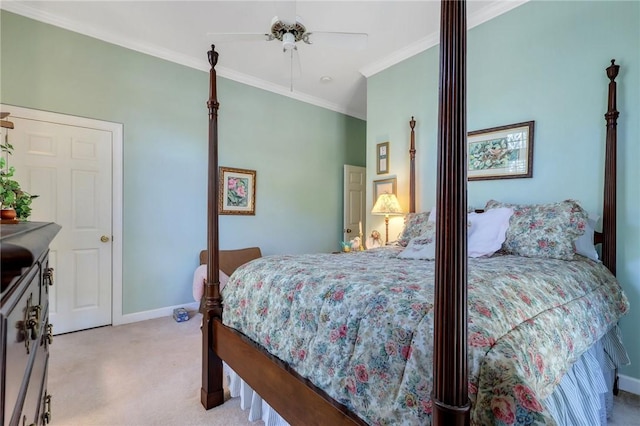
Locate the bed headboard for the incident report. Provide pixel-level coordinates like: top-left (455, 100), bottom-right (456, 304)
top-left (200, 247), bottom-right (262, 277)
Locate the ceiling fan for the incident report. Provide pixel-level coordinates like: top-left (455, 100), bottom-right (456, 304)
top-left (207, 15), bottom-right (368, 91)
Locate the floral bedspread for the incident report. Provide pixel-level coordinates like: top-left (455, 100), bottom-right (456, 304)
top-left (221, 248), bottom-right (629, 425)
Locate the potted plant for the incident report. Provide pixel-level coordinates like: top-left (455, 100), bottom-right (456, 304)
top-left (1, 141), bottom-right (37, 221)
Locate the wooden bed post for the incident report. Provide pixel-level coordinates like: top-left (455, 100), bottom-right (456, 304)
top-left (409, 116), bottom-right (416, 213)
top-left (603, 59), bottom-right (620, 395)
top-left (432, 1), bottom-right (470, 425)
top-left (201, 44), bottom-right (225, 410)
top-left (602, 59), bottom-right (619, 276)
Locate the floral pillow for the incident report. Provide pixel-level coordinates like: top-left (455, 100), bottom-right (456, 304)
top-left (484, 199), bottom-right (588, 260)
top-left (399, 220), bottom-right (479, 260)
top-left (398, 221), bottom-right (437, 259)
top-left (397, 211), bottom-right (432, 247)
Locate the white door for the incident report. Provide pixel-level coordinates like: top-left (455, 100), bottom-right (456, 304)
top-left (5, 107), bottom-right (119, 334)
top-left (343, 165), bottom-right (366, 243)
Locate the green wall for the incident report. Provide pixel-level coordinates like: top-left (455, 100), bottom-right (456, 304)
top-left (367, 1), bottom-right (640, 384)
top-left (1, 11), bottom-right (366, 314)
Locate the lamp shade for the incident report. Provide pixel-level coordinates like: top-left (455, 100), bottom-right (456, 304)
top-left (371, 193), bottom-right (403, 215)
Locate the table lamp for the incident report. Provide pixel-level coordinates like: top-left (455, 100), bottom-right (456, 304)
top-left (371, 193), bottom-right (403, 244)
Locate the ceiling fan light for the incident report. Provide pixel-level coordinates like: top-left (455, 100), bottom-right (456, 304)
top-left (282, 32), bottom-right (296, 51)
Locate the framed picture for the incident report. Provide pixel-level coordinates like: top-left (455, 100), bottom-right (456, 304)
top-left (219, 167), bottom-right (256, 215)
top-left (376, 141), bottom-right (390, 174)
top-left (373, 177), bottom-right (397, 204)
top-left (467, 121), bottom-right (534, 181)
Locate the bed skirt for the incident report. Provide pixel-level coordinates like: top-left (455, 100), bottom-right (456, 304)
top-left (223, 363), bottom-right (290, 426)
top-left (543, 325), bottom-right (629, 425)
top-left (223, 326), bottom-right (628, 426)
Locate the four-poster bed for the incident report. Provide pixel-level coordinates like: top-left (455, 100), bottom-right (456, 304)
top-left (201, 2), bottom-right (627, 425)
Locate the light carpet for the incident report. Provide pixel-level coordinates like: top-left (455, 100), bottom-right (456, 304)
top-left (49, 312), bottom-right (640, 426)
top-left (49, 313), bottom-right (257, 426)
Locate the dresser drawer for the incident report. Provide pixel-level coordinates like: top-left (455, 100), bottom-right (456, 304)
top-left (1, 222), bottom-right (60, 426)
top-left (2, 267), bottom-right (43, 426)
top-left (15, 306), bottom-right (50, 426)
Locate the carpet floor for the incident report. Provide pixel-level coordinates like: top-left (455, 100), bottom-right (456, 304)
top-left (49, 312), bottom-right (640, 425)
top-left (49, 313), bottom-right (256, 426)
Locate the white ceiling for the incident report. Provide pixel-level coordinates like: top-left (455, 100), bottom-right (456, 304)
top-left (2, 1), bottom-right (527, 120)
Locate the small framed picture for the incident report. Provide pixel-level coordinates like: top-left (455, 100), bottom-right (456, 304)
top-left (376, 142), bottom-right (389, 174)
top-left (219, 167), bottom-right (256, 215)
top-left (468, 121), bottom-right (534, 181)
top-left (373, 177), bottom-right (397, 204)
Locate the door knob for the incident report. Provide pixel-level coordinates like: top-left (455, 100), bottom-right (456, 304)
top-left (344, 228), bottom-right (352, 233)
top-left (100, 235), bottom-right (110, 243)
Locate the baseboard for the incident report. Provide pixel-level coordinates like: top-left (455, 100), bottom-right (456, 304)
top-left (618, 374), bottom-right (640, 395)
top-left (114, 301), bottom-right (200, 326)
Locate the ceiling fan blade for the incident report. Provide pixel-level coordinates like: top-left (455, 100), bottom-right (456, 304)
top-left (306, 32), bottom-right (368, 51)
top-left (206, 32), bottom-right (271, 43)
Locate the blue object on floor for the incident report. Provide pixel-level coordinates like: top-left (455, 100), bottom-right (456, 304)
top-left (173, 307), bottom-right (189, 322)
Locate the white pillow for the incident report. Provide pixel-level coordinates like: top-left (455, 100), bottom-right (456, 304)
top-left (467, 207), bottom-right (513, 258)
top-left (574, 215), bottom-right (600, 261)
top-left (428, 207), bottom-right (437, 223)
top-left (192, 265), bottom-right (230, 302)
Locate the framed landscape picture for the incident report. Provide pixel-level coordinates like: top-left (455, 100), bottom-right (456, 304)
top-left (219, 167), bottom-right (256, 215)
top-left (467, 121), bottom-right (534, 181)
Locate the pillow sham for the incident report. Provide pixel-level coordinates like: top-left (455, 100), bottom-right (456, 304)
top-left (397, 211), bottom-right (432, 247)
top-left (468, 207), bottom-right (513, 258)
top-left (398, 221), bottom-right (437, 259)
top-left (484, 199), bottom-right (588, 260)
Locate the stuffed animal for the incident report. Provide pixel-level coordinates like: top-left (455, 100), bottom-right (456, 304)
top-left (366, 230), bottom-right (383, 249)
top-left (350, 236), bottom-right (362, 251)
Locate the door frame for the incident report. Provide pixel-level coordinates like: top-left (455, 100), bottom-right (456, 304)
top-left (1, 104), bottom-right (124, 326)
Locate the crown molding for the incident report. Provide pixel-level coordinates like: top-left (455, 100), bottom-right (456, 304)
top-left (360, 0), bottom-right (529, 78)
top-left (1, 0), bottom-right (526, 120)
top-left (360, 32), bottom-right (439, 78)
top-left (0, 1), bottom-right (365, 120)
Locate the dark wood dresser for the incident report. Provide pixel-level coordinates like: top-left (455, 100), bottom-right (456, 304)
top-left (1, 222), bottom-right (61, 426)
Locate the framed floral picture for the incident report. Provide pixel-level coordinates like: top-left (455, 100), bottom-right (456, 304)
top-left (219, 167), bottom-right (256, 215)
top-left (467, 121), bottom-right (534, 181)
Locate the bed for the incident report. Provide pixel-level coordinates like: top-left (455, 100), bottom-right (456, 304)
top-left (200, 2), bottom-right (628, 425)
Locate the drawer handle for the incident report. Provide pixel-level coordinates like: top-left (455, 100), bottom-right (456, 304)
top-left (26, 305), bottom-right (41, 340)
top-left (42, 393), bottom-right (52, 424)
top-left (45, 323), bottom-right (54, 347)
top-left (44, 267), bottom-right (55, 286)
top-left (21, 293), bottom-right (41, 354)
